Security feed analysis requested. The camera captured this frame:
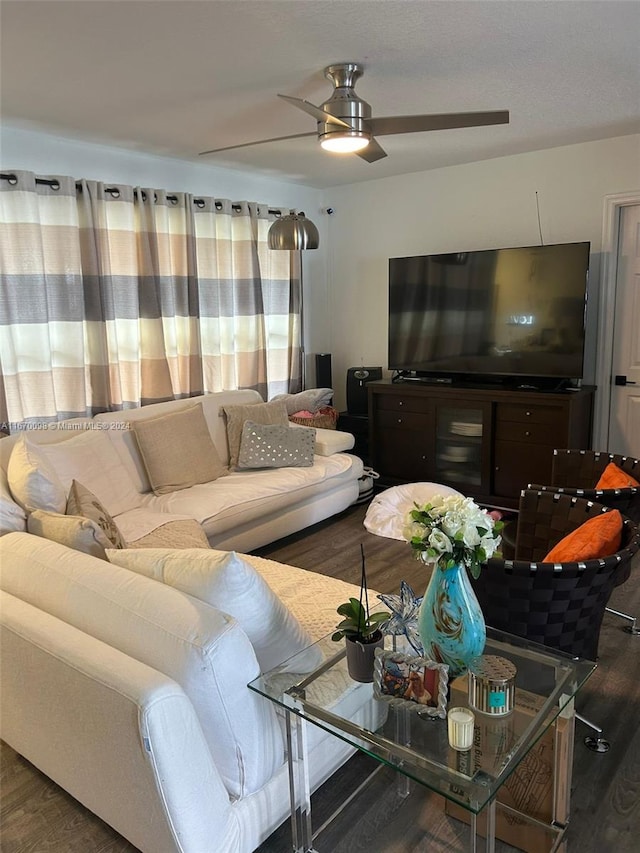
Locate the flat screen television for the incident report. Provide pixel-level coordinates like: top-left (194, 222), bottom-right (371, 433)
top-left (388, 241), bottom-right (590, 386)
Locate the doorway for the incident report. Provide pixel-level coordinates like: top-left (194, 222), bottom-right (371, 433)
top-left (594, 193), bottom-right (640, 456)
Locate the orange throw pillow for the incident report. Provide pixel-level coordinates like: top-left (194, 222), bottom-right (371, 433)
top-left (544, 510), bottom-right (623, 562)
top-left (595, 462), bottom-right (640, 490)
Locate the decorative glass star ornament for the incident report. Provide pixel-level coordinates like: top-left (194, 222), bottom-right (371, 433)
top-left (377, 580), bottom-right (424, 655)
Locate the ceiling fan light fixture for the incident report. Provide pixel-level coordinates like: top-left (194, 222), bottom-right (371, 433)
top-left (320, 132), bottom-right (370, 153)
top-left (268, 212), bottom-right (319, 250)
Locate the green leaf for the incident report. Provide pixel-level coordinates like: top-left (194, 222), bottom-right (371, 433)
top-left (368, 611), bottom-right (389, 624)
top-left (331, 631), bottom-right (344, 642)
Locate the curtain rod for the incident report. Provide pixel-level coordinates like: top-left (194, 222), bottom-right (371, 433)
top-left (0, 172), bottom-right (284, 215)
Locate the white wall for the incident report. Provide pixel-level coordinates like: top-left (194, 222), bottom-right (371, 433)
top-left (320, 134), bottom-right (640, 409)
top-left (0, 125), bottom-right (331, 370)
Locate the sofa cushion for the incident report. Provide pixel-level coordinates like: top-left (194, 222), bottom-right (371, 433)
top-left (36, 430), bottom-right (141, 516)
top-left (290, 423), bottom-right (355, 456)
top-left (106, 548), bottom-right (317, 672)
top-left (0, 532), bottom-right (284, 798)
top-left (133, 453), bottom-right (362, 542)
top-left (223, 399), bottom-right (289, 469)
top-left (132, 404), bottom-right (227, 495)
top-left (7, 435), bottom-right (67, 512)
top-left (66, 480), bottom-right (126, 549)
top-left (543, 510), bottom-right (623, 562)
top-left (27, 509), bottom-right (110, 559)
top-left (237, 421), bottom-right (315, 470)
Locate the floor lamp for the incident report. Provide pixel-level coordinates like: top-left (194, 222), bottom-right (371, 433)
top-left (268, 211), bottom-right (319, 389)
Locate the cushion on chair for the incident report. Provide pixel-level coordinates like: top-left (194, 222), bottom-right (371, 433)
top-left (595, 462), bottom-right (640, 490)
top-left (543, 510), bottom-right (623, 562)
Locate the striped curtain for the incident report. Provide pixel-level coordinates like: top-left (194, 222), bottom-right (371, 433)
top-left (0, 171), bottom-right (301, 425)
top-left (0, 171), bottom-right (89, 423)
top-left (193, 198), bottom-right (301, 401)
top-left (76, 182), bottom-right (204, 409)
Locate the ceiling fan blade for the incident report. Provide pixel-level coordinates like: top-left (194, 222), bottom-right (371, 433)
top-left (369, 110), bottom-right (510, 137)
top-left (277, 94), bottom-right (353, 128)
top-left (356, 137), bottom-right (388, 163)
top-left (199, 131), bottom-right (316, 156)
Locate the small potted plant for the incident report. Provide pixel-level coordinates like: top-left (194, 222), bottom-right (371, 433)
top-left (332, 545), bottom-right (388, 682)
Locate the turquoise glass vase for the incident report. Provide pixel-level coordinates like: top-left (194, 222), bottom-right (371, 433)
top-left (418, 562), bottom-right (486, 678)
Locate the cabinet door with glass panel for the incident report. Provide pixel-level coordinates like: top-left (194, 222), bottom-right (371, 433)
top-left (434, 402), bottom-right (492, 496)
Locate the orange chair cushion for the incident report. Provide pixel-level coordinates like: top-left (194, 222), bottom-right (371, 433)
top-left (543, 510), bottom-right (623, 562)
top-left (595, 462), bottom-right (640, 490)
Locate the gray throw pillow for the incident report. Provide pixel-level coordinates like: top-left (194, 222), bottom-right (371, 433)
top-left (237, 421), bottom-right (315, 470)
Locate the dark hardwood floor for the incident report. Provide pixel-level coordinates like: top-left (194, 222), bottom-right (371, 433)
top-left (2, 502), bottom-right (639, 852)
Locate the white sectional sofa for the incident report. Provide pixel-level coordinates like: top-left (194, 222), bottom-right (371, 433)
top-left (0, 389), bottom-right (362, 551)
top-left (1, 532), bottom-right (386, 853)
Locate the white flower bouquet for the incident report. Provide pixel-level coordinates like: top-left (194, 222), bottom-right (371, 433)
top-left (403, 494), bottom-right (503, 579)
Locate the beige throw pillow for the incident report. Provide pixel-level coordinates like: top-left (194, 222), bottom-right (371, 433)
top-left (66, 480), bottom-right (126, 549)
top-left (223, 399), bottom-right (289, 469)
top-left (28, 509), bottom-right (111, 560)
top-left (132, 403), bottom-right (227, 495)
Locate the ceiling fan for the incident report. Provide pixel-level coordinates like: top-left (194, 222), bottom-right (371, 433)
top-left (199, 63), bottom-right (509, 162)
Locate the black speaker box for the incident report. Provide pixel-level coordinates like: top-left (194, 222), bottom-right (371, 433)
top-left (346, 366), bottom-right (382, 415)
top-left (314, 353), bottom-right (332, 389)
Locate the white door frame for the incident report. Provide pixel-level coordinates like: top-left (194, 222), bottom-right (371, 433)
top-left (593, 190), bottom-right (640, 449)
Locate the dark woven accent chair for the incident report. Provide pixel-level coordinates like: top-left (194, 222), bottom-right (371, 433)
top-left (529, 449), bottom-right (640, 634)
top-left (471, 489), bottom-right (640, 752)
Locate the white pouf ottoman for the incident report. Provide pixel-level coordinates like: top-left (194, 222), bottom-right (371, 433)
top-left (363, 482), bottom-right (463, 540)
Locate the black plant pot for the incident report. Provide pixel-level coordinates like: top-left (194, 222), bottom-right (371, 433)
top-left (345, 631), bottom-right (384, 683)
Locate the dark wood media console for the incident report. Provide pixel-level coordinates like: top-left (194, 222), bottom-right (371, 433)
top-left (368, 379), bottom-right (595, 510)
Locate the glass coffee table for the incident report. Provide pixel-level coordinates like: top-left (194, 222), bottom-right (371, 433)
top-left (248, 627), bottom-right (595, 853)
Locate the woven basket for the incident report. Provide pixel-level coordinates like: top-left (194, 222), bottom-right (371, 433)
top-left (289, 406), bottom-right (338, 430)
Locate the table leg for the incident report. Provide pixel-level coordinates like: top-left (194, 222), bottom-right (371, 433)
top-left (394, 706), bottom-right (411, 798)
top-left (469, 798), bottom-right (496, 853)
top-left (285, 706), bottom-right (315, 853)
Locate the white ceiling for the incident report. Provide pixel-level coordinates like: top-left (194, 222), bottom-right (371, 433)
top-left (2, 0), bottom-right (639, 189)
